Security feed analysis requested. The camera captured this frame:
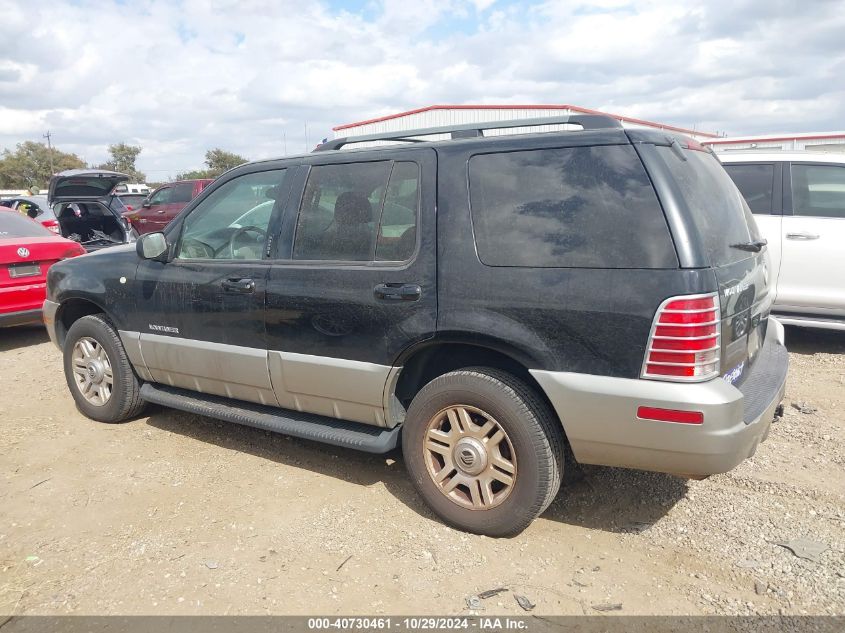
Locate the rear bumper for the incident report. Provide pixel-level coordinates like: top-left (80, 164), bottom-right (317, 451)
top-left (0, 308), bottom-right (43, 327)
top-left (531, 318), bottom-right (788, 477)
top-left (42, 299), bottom-right (61, 346)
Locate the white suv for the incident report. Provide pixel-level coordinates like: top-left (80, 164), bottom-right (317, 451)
top-left (720, 152), bottom-right (845, 331)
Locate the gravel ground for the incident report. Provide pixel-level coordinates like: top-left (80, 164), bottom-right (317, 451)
top-left (0, 324), bottom-right (843, 617)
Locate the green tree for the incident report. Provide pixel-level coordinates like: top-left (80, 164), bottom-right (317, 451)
top-left (204, 148), bottom-right (248, 175)
top-left (176, 148), bottom-right (248, 180)
top-left (0, 141), bottom-right (85, 191)
top-left (98, 142), bottom-right (146, 182)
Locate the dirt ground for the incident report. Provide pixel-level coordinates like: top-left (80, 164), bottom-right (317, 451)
top-left (1, 325), bottom-right (843, 617)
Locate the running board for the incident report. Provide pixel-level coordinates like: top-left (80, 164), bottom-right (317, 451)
top-left (140, 383), bottom-right (401, 454)
top-left (773, 313), bottom-right (845, 331)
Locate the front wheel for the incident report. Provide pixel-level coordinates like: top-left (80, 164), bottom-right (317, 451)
top-left (402, 367), bottom-right (564, 537)
top-left (63, 314), bottom-right (146, 423)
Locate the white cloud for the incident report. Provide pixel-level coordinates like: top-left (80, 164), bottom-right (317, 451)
top-left (0, 0), bottom-right (842, 177)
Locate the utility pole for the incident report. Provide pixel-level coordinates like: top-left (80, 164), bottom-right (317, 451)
top-left (43, 130), bottom-right (55, 174)
top-left (304, 122), bottom-right (308, 152)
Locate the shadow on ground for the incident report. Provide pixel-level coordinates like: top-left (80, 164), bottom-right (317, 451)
top-left (144, 406), bottom-right (686, 535)
top-left (784, 325), bottom-right (845, 355)
top-left (543, 465), bottom-right (688, 532)
top-left (0, 325), bottom-right (49, 352)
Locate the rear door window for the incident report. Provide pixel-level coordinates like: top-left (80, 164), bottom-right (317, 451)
top-left (791, 164), bottom-right (845, 218)
top-left (376, 162), bottom-right (420, 262)
top-left (723, 163), bottom-right (775, 214)
top-left (292, 161), bottom-right (419, 263)
top-left (657, 146), bottom-right (759, 265)
top-left (468, 145), bottom-right (677, 268)
top-left (171, 183), bottom-right (195, 204)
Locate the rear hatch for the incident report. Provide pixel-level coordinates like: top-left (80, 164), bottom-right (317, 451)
top-left (48, 169), bottom-right (129, 204)
top-left (656, 143), bottom-right (772, 387)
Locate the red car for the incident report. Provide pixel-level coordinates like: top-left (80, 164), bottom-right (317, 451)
top-left (0, 208), bottom-right (86, 327)
top-left (124, 178), bottom-right (213, 234)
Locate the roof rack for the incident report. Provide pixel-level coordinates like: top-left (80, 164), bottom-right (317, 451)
top-left (314, 114), bottom-right (622, 151)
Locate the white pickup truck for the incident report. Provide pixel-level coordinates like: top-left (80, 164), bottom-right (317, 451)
top-left (720, 152), bottom-right (845, 331)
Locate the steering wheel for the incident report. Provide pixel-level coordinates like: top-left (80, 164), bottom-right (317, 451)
top-left (180, 237), bottom-right (215, 259)
top-left (228, 226), bottom-right (267, 259)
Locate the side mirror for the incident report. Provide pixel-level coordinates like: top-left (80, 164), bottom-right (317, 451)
top-left (142, 200), bottom-right (151, 208)
top-left (136, 232), bottom-right (168, 260)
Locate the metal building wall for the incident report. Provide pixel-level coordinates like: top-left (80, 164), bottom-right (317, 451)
top-left (706, 134), bottom-right (845, 154)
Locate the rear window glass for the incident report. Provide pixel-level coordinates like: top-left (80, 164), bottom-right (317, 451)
top-left (657, 147), bottom-right (759, 265)
top-left (723, 163), bottom-right (775, 214)
top-left (468, 145), bottom-right (677, 268)
top-left (0, 211), bottom-right (53, 238)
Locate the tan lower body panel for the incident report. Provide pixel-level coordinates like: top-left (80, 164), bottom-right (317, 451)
top-left (119, 331), bottom-right (394, 427)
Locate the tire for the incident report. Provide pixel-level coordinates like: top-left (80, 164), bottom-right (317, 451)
top-left (63, 314), bottom-right (146, 423)
top-left (402, 367), bottom-right (564, 537)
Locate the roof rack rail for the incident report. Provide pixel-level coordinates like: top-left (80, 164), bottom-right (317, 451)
top-left (314, 114), bottom-right (622, 151)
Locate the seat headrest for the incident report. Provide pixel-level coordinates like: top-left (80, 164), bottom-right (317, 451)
top-left (334, 191), bottom-right (372, 226)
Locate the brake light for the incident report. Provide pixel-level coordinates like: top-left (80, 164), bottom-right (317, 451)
top-left (684, 139), bottom-right (707, 152)
top-left (42, 219), bottom-right (60, 234)
top-left (61, 245), bottom-right (86, 259)
top-left (642, 293), bottom-right (720, 382)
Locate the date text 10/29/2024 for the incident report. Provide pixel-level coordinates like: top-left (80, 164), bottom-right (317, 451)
top-left (307, 617), bottom-right (529, 631)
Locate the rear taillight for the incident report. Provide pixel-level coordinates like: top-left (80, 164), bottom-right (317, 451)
top-left (642, 293), bottom-right (721, 382)
top-left (61, 245), bottom-right (86, 259)
top-left (43, 219), bottom-right (60, 234)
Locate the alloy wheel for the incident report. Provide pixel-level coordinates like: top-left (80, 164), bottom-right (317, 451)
top-left (423, 405), bottom-right (517, 510)
top-left (70, 336), bottom-right (113, 406)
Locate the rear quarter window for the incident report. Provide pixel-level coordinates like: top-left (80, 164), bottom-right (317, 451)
top-left (468, 145), bottom-right (678, 268)
top-left (657, 146), bottom-right (760, 265)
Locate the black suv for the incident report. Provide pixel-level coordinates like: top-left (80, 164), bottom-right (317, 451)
top-left (44, 115), bottom-right (788, 536)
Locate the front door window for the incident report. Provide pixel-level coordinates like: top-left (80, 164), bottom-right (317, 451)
top-left (149, 187), bottom-right (171, 206)
top-left (176, 170), bottom-right (288, 260)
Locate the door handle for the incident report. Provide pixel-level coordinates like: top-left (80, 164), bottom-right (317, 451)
top-left (222, 278), bottom-right (255, 293)
top-left (156, 209), bottom-right (166, 214)
top-left (786, 232), bottom-right (819, 240)
top-left (374, 283), bottom-right (421, 302)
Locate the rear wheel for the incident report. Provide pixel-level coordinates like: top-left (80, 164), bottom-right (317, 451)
top-left (63, 314), bottom-right (146, 423)
top-left (402, 367), bottom-right (563, 537)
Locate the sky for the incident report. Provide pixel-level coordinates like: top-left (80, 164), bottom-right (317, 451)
top-left (0, 0), bottom-right (843, 178)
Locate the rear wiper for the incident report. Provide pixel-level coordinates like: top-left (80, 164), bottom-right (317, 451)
top-left (730, 239), bottom-right (767, 252)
